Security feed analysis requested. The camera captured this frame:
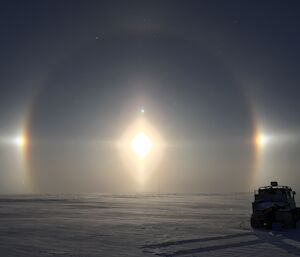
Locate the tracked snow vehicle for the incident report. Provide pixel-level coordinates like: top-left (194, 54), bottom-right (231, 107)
top-left (251, 181), bottom-right (300, 229)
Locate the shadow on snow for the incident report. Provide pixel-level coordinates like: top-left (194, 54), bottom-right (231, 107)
top-left (142, 226), bottom-right (300, 257)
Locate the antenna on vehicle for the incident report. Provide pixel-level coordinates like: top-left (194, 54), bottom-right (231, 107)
top-left (271, 181), bottom-right (278, 187)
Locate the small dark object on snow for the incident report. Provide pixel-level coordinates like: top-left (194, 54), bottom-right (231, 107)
top-left (251, 182), bottom-right (300, 229)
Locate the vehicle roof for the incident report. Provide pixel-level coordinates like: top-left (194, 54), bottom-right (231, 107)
top-left (258, 185), bottom-right (292, 191)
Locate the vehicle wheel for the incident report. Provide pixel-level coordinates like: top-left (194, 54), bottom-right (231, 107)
top-left (251, 215), bottom-right (263, 228)
top-left (283, 213), bottom-right (296, 229)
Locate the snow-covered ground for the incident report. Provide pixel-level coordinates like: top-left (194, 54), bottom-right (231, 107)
top-left (0, 193), bottom-right (299, 256)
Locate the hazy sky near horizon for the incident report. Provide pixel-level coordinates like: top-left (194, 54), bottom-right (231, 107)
top-left (1, 1), bottom-right (300, 193)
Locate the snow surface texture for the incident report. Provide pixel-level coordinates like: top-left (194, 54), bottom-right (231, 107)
top-left (0, 193), bottom-right (299, 256)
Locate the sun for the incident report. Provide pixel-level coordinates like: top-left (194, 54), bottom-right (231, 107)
top-left (131, 132), bottom-right (152, 158)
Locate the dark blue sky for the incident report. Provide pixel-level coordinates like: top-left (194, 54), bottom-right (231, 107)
top-left (1, 1), bottom-right (300, 193)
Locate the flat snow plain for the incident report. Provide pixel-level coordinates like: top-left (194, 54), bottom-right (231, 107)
top-left (0, 193), bottom-right (300, 257)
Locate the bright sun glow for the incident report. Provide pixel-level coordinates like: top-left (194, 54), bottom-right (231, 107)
top-left (14, 135), bottom-right (27, 148)
top-left (118, 118), bottom-right (165, 185)
top-left (131, 132), bottom-right (152, 158)
top-left (255, 133), bottom-right (269, 148)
